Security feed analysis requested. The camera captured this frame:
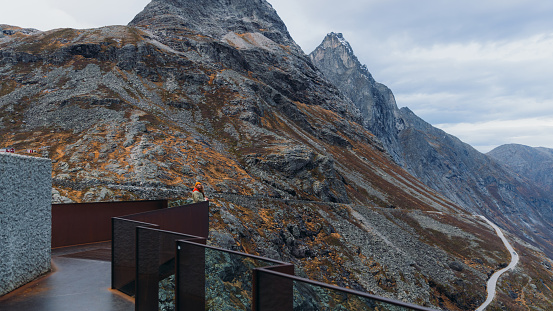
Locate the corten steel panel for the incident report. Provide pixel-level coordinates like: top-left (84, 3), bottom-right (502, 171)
top-left (253, 265), bottom-right (295, 311)
top-left (176, 241), bottom-right (206, 311)
top-left (112, 202), bottom-right (207, 300)
top-left (112, 218), bottom-right (159, 296)
top-left (125, 201), bottom-right (209, 239)
top-left (136, 227), bottom-right (160, 311)
top-left (52, 200), bottom-right (167, 248)
top-left (136, 228), bottom-right (206, 311)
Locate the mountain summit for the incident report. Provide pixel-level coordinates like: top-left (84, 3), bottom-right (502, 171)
top-left (130, 0), bottom-right (362, 124)
top-left (488, 144), bottom-right (553, 193)
top-left (130, 0), bottom-right (297, 49)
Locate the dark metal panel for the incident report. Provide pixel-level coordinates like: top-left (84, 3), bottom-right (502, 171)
top-left (52, 200), bottom-right (167, 248)
top-left (125, 201), bottom-right (209, 239)
top-left (135, 228), bottom-right (206, 311)
top-left (111, 218), bottom-right (159, 295)
top-left (135, 227), bottom-right (161, 311)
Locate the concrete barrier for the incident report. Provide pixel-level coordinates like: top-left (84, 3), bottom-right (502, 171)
top-left (0, 153), bottom-right (52, 296)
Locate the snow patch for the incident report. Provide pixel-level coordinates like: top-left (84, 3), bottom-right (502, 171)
top-left (329, 32), bottom-right (355, 56)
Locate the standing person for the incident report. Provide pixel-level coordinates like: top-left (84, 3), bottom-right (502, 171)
top-left (192, 181), bottom-right (208, 203)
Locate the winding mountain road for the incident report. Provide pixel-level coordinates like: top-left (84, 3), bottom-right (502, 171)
top-left (475, 216), bottom-right (519, 311)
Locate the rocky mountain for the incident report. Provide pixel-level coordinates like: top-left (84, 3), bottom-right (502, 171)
top-left (309, 33), bottom-right (404, 164)
top-left (398, 109), bottom-right (553, 252)
top-left (0, 25), bottom-right (40, 41)
top-left (311, 33), bottom-right (553, 308)
top-left (1, 0), bottom-right (553, 310)
top-left (310, 32), bottom-right (553, 251)
top-left (488, 144), bottom-right (553, 193)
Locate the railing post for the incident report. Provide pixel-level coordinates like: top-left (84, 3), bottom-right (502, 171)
top-left (136, 227), bottom-right (161, 311)
top-left (176, 240), bottom-right (206, 311)
top-left (112, 218), bottom-right (159, 296)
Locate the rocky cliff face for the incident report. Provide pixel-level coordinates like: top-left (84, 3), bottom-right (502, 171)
top-left (1, 0), bottom-right (553, 309)
top-left (398, 109), bottom-right (553, 245)
top-left (310, 33), bottom-right (404, 164)
top-left (488, 144), bottom-right (553, 193)
top-left (310, 32), bottom-right (553, 250)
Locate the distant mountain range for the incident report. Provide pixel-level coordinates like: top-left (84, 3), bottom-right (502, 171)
top-left (311, 32), bottom-right (553, 259)
top-left (1, 0), bottom-right (552, 309)
top-left (488, 144), bottom-right (553, 193)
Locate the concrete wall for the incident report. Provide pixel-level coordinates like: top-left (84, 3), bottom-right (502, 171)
top-left (0, 153), bottom-right (52, 296)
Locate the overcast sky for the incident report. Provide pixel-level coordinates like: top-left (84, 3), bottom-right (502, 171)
top-left (1, 0), bottom-right (552, 152)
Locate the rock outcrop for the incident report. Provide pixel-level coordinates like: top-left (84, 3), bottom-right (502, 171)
top-left (310, 33), bottom-right (404, 163)
top-left (488, 144), bottom-right (553, 193)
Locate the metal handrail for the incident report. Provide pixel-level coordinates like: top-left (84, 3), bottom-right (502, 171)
top-left (254, 267), bottom-right (439, 311)
top-left (176, 240), bottom-right (293, 267)
top-left (109, 201), bottom-right (439, 311)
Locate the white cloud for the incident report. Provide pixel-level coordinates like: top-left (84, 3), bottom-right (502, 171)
top-left (392, 33), bottom-right (553, 64)
top-left (0, 0), bottom-right (150, 30)
top-left (0, 1), bottom-right (91, 30)
top-left (436, 118), bottom-right (553, 152)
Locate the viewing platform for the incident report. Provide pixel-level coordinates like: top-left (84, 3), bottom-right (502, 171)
top-left (1, 199), bottom-right (436, 311)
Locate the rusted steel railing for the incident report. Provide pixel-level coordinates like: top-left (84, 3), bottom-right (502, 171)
top-left (111, 201), bottom-right (209, 299)
top-left (52, 200), bottom-right (168, 248)
top-left (107, 200), bottom-right (437, 311)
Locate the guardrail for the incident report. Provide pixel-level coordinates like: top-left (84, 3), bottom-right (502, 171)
top-left (111, 201), bottom-right (209, 298)
top-left (109, 200), bottom-right (437, 311)
top-left (254, 267), bottom-right (436, 311)
top-left (175, 240), bottom-right (294, 310)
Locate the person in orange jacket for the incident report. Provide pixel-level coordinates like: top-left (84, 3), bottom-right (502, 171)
top-left (192, 181), bottom-right (208, 203)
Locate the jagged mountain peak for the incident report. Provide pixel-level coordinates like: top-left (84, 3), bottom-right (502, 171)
top-left (310, 32), bottom-right (404, 163)
top-left (127, 0), bottom-right (362, 123)
top-left (312, 32), bottom-right (373, 81)
top-left (322, 32), bottom-right (353, 52)
top-left (129, 0), bottom-right (297, 49)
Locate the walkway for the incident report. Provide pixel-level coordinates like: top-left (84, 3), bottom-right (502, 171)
top-left (475, 216), bottom-right (520, 311)
top-left (0, 242), bottom-right (134, 311)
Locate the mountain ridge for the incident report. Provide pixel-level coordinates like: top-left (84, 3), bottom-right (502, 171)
top-left (310, 32), bottom-right (553, 255)
top-left (488, 144), bottom-right (553, 193)
top-left (310, 32), bottom-right (553, 309)
top-left (310, 32), bottom-right (405, 164)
